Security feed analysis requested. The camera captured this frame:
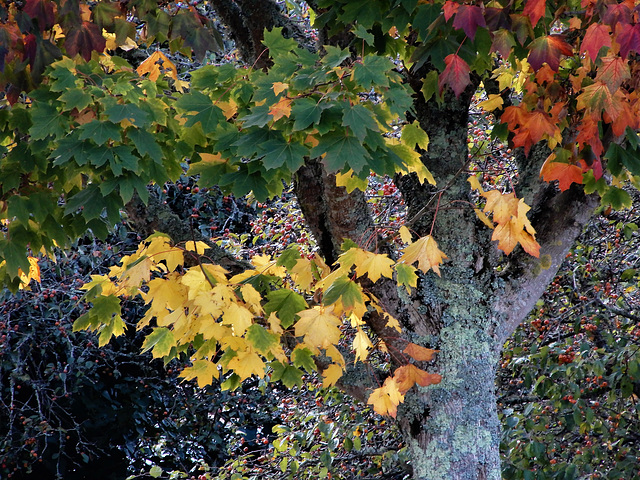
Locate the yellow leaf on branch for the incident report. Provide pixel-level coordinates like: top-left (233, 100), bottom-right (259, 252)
top-left (322, 363), bottom-right (344, 388)
top-left (269, 97), bottom-right (292, 121)
top-left (367, 377), bottom-right (405, 418)
top-left (295, 306), bottom-right (342, 349)
top-left (355, 251), bottom-right (395, 282)
top-left (398, 235), bottom-right (448, 276)
top-left (353, 328), bottom-right (373, 363)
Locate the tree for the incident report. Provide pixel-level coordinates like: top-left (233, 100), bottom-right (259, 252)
top-left (1, 0), bottom-right (639, 478)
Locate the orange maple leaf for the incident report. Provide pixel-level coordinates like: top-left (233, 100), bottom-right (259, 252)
top-left (398, 235), bottom-right (448, 276)
top-left (404, 343), bottom-right (438, 362)
top-left (511, 110), bottom-right (561, 155)
top-left (575, 117), bottom-right (604, 158)
top-left (269, 97), bottom-right (292, 121)
top-left (540, 153), bottom-right (584, 191)
top-left (137, 51), bottom-right (178, 82)
top-left (393, 364), bottom-right (442, 394)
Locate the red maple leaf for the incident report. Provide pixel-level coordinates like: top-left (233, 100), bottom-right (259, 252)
top-left (438, 54), bottom-right (470, 98)
top-left (608, 97), bottom-right (638, 136)
top-left (523, 0), bottom-right (546, 27)
top-left (452, 5), bottom-right (486, 40)
top-left (580, 23), bottom-right (611, 61)
top-left (443, 1), bottom-right (459, 21)
top-left (65, 21), bottom-right (106, 61)
top-left (23, 0), bottom-right (56, 32)
top-left (484, 7), bottom-right (512, 31)
top-left (616, 23), bottom-right (640, 59)
top-left (501, 105), bottom-right (530, 129)
top-left (602, 3), bottom-right (631, 28)
top-left (540, 154), bottom-right (583, 191)
top-left (527, 35), bottom-right (574, 71)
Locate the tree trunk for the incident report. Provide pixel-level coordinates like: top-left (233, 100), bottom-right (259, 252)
top-left (399, 323), bottom-right (502, 480)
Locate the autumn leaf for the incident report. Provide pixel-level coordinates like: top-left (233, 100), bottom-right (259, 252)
top-left (438, 54), bottom-right (470, 98)
top-left (269, 97), bottom-right (292, 121)
top-left (576, 81), bottom-right (623, 121)
top-left (580, 23), bottom-right (611, 61)
top-left (616, 23), bottom-right (640, 59)
top-left (540, 153), bottom-right (584, 191)
top-left (395, 263), bottom-right (418, 292)
top-left (353, 328), bottom-right (373, 363)
top-left (527, 35), bottom-right (573, 71)
top-left (272, 82), bottom-right (289, 96)
top-left (522, 0), bottom-right (546, 27)
top-left (226, 349), bottom-right (266, 380)
top-left (322, 363), bottom-right (344, 388)
top-left (354, 251), bottom-right (395, 282)
top-left (477, 94), bottom-right (504, 112)
top-left (367, 377), bottom-right (404, 418)
top-left (180, 359), bottom-right (219, 388)
top-left (65, 21), bottom-right (107, 61)
top-left (295, 306), bottom-right (342, 348)
top-left (452, 5), bottom-right (486, 40)
top-left (137, 51), bottom-right (178, 82)
top-left (393, 364), bottom-right (442, 394)
top-left (222, 303), bottom-right (254, 336)
top-left (595, 55), bottom-right (630, 93)
top-left (404, 343), bottom-right (438, 362)
top-left (398, 235), bottom-right (448, 276)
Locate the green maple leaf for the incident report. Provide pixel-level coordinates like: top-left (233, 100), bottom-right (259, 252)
top-left (311, 131), bottom-right (371, 173)
top-left (263, 290), bottom-right (307, 328)
top-left (291, 98), bottom-right (323, 131)
top-left (261, 137), bottom-right (308, 171)
top-left (29, 104), bottom-right (68, 140)
top-left (127, 128), bottom-right (163, 163)
top-left (175, 91), bottom-right (224, 133)
top-left (353, 55), bottom-right (392, 90)
top-left (78, 120), bottom-right (122, 145)
top-left (246, 324), bottom-right (279, 355)
top-left (341, 103), bottom-right (379, 141)
top-left (142, 327), bottom-right (177, 358)
top-left (59, 88), bottom-right (92, 111)
top-left (292, 347), bottom-right (317, 373)
top-left (262, 27), bottom-right (299, 57)
top-left (270, 361), bottom-right (303, 388)
top-left (323, 276), bottom-right (364, 310)
top-left (103, 103), bottom-right (150, 127)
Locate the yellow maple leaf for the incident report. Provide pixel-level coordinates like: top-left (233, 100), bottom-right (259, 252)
top-left (384, 313), bottom-right (402, 332)
top-left (322, 363), bottom-right (344, 388)
top-left (267, 312), bottom-right (284, 334)
top-left (251, 255), bottom-right (286, 277)
top-left (272, 82), bottom-right (289, 96)
top-left (355, 251), bottom-right (395, 282)
top-left (335, 170), bottom-right (369, 193)
top-left (137, 51), bottom-right (178, 82)
top-left (477, 93), bottom-right (504, 112)
top-left (269, 97), bottom-right (292, 121)
top-left (226, 349), bottom-right (266, 381)
top-left (240, 284), bottom-right (264, 315)
top-left (353, 328), bottom-right (373, 363)
top-left (145, 274), bottom-right (188, 311)
top-left (393, 364), bottom-right (442, 394)
top-left (325, 343), bottom-right (345, 367)
top-left (398, 225), bottom-right (413, 244)
top-left (290, 258), bottom-right (315, 292)
top-left (184, 240), bottom-right (210, 254)
top-left (217, 99), bottom-right (238, 120)
top-left (18, 256), bottom-right (41, 289)
top-left (398, 235), bottom-right (448, 276)
top-left (180, 359), bottom-right (219, 388)
top-left (119, 255), bottom-right (154, 288)
top-left (295, 306), bottom-right (342, 348)
top-left (222, 302), bottom-right (254, 336)
top-left (367, 377), bottom-right (405, 418)
top-left (481, 190), bottom-right (520, 225)
top-left (201, 264), bottom-right (230, 284)
top-left (142, 234), bottom-right (183, 272)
